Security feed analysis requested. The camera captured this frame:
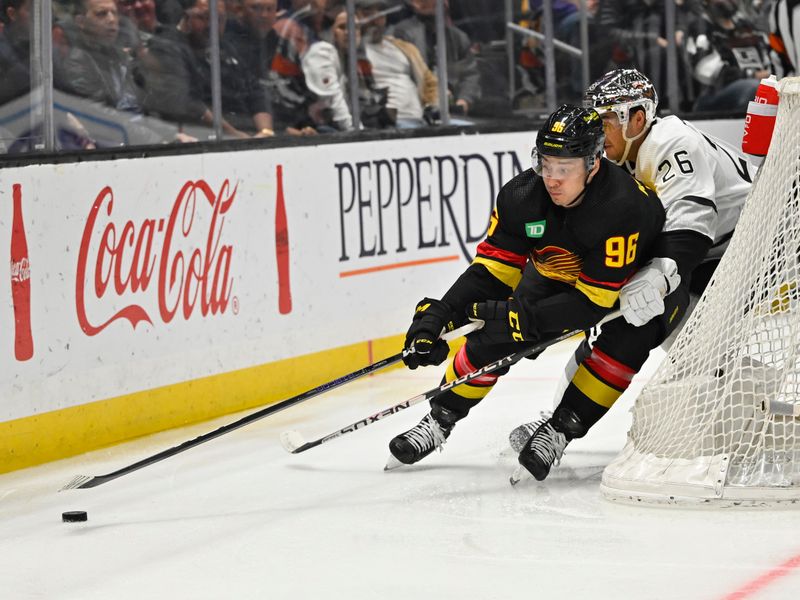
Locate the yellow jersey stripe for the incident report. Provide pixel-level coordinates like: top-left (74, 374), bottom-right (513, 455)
top-left (473, 256), bottom-right (523, 289)
top-left (575, 280), bottom-right (619, 308)
top-left (572, 364), bottom-right (623, 408)
top-left (445, 361), bottom-right (495, 399)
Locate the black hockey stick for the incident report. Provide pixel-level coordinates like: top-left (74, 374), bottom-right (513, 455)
top-left (60, 322), bottom-right (479, 490)
top-left (280, 311), bottom-right (622, 454)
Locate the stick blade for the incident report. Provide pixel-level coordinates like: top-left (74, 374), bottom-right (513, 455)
top-left (280, 430), bottom-right (306, 454)
top-left (60, 475), bottom-right (95, 491)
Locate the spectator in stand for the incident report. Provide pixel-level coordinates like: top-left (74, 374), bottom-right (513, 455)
top-left (769, 0), bottom-right (800, 76)
top-left (53, 0), bottom-right (142, 60)
top-left (267, 0), bottom-right (331, 135)
top-left (690, 0), bottom-right (772, 113)
top-left (525, 0), bottom-right (580, 37)
top-left (302, 5), bottom-right (394, 131)
top-left (226, 0), bottom-right (244, 21)
top-left (58, 0), bottom-right (146, 115)
top-left (357, 0), bottom-right (439, 128)
top-left (448, 0), bottom-right (504, 44)
top-left (145, 0), bottom-right (274, 138)
top-left (391, 0), bottom-right (480, 117)
top-left (117, 0), bottom-right (163, 45)
top-left (226, 0), bottom-right (279, 83)
top-left (561, 0), bottom-right (601, 100)
top-left (595, 0), bottom-right (694, 109)
top-left (0, 0), bottom-right (97, 151)
top-left (512, 0), bottom-right (594, 105)
top-left (155, 0), bottom-right (184, 24)
top-left (0, 0), bottom-right (32, 107)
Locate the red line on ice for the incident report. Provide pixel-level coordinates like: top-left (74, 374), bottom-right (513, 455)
top-left (720, 552), bottom-right (800, 600)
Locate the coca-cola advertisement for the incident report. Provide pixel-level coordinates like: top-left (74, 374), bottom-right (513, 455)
top-left (10, 183), bottom-right (33, 361)
top-left (75, 179), bottom-right (237, 336)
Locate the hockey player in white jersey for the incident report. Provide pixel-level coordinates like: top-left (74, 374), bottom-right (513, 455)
top-left (509, 68), bottom-right (756, 481)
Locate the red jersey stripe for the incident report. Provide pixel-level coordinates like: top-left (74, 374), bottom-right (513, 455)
top-left (578, 271), bottom-right (629, 291)
top-left (475, 241), bottom-right (527, 269)
top-left (584, 347), bottom-right (636, 390)
top-left (455, 346), bottom-right (499, 386)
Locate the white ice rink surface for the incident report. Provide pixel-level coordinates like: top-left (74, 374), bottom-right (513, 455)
top-left (2, 339), bottom-right (800, 600)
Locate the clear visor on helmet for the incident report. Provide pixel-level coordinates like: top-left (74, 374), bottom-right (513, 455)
top-left (531, 150), bottom-right (591, 179)
top-left (593, 102), bottom-right (632, 128)
top-left (591, 98), bottom-right (656, 130)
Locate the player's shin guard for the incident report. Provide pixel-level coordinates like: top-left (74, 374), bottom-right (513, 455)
top-left (510, 345), bottom-right (636, 453)
top-left (550, 338), bottom-right (593, 410)
top-left (435, 344), bottom-right (506, 417)
top-left (564, 346), bottom-right (635, 419)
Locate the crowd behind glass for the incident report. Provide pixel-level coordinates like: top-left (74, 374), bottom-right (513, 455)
top-left (0, 0), bottom-right (791, 154)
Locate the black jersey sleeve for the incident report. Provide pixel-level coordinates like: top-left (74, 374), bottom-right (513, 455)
top-left (441, 177), bottom-right (531, 316)
top-left (652, 229), bottom-right (714, 286)
top-left (515, 277), bottom-right (610, 338)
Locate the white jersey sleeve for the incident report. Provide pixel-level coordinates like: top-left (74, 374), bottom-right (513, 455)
top-left (633, 116), bottom-right (754, 256)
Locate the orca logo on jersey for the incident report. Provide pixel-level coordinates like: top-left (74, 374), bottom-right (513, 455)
top-left (525, 220), bottom-right (546, 238)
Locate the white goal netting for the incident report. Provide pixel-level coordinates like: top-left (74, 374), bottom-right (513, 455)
top-left (601, 77), bottom-right (800, 506)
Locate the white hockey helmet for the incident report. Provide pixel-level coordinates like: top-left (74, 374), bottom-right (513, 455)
top-left (583, 68), bottom-right (659, 131)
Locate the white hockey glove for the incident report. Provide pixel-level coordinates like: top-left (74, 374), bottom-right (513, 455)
top-left (620, 257), bottom-right (681, 327)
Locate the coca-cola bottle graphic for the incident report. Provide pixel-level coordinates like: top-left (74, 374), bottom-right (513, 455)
top-left (275, 165), bottom-right (292, 314)
top-left (10, 183), bottom-right (33, 361)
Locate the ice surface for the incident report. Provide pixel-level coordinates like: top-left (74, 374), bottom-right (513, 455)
top-left (2, 339), bottom-right (799, 599)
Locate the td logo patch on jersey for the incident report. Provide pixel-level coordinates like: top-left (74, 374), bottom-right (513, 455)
top-left (525, 220), bottom-right (547, 238)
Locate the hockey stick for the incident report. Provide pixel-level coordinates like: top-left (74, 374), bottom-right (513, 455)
top-left (281, 311), bottom-right (622, 455)
top-left (60, 322), bottom-right (479, 490)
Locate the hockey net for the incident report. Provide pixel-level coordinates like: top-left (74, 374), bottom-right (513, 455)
top-left (601, 77), bottom-right (800, 506)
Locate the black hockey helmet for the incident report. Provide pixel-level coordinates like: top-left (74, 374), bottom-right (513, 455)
top-left (532, 104), bottom-right (604, 174)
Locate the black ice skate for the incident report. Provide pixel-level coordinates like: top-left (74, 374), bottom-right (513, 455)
top-left (517, 406), bottom-right (583, 481)
top-left (385, 405), bottom-right (459, 470)
top-left (508, 410), bottom-right (553, 454)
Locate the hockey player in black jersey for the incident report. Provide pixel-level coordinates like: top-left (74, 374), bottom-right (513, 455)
top-left (387, 104), bottom-right (666, 471)
top-left (507, 68), bottom-right (755, 482)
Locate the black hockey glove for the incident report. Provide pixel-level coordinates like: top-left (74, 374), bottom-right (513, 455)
top-left (466, 299), bottom-right (531, 345)
top-left (403, 298), bottom-right (458, 369)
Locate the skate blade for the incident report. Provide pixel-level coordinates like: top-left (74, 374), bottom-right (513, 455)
top-left (384, 454), bottom-right (405, 471)
top-left (509, 465), bottom-right (527, 486)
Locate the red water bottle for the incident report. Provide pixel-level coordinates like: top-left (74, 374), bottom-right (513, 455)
top-left (742, 75), bottom-right (780, 163)
top-left (10, 183), bottom-right (33, 361)
top-left (275, 165), bottom-right (292, 315)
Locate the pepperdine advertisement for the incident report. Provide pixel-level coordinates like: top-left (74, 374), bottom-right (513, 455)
top-left (0, 132), bottom-right (532, 427)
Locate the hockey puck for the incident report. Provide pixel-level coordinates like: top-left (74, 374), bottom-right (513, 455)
top-left (62, 510), bottom-right (88, 523)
